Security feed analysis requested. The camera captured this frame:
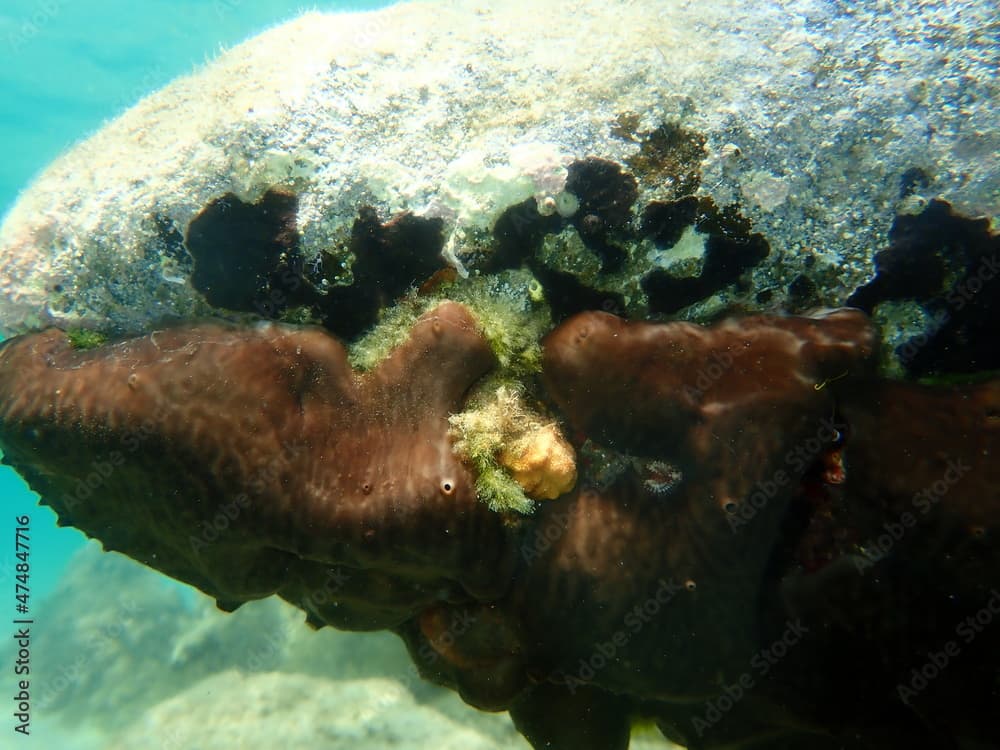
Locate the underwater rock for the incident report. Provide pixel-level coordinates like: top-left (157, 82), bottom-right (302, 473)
top-left (3, 542), bottom-right (530, 747)
top-left (0, 0), bottom-right (996, 335)
top-left (2, 2), bottom-right (997, 748)
top-left (0, 543), bottom-right (203, 731)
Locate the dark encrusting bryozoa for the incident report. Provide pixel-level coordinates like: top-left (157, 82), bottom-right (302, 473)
top-left (847, 199), bottom-right (1000, 376)
top-left (186, 188), bottom-right (304, 314)
top-left (185, 192), bottom-right (449, 339)
top-left (640, 196), bottom-right (770, 314)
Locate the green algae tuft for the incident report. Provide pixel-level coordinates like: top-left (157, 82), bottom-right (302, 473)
top-left (66, 328), bottom-right (108, 350)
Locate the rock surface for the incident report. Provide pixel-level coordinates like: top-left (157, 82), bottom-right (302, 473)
top-left (0, 0), bottom-right (995, 335)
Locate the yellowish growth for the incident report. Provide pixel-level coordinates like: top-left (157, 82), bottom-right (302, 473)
top-left (348, 293), bottom-right (429, 371)
top-left (474, 464), bottom-right (535, 515)
top-left (459, 289), bottom-right (544, 376)
top-left (348, 269), bottom-right (550, 378)
top-left (450, 384), bottom-right (577, 514)
top-left (527, 278), bottom-right (544, 303)
top-left (499, 423), bottom-right (577, 500)
top-left (346, 268), bottom-right (563, 514)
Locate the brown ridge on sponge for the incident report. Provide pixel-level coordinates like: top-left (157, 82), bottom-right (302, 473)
top-left (0, 301), bottom-right (510, 630)
top-left (524, 308), bottom-right (877, 703)
top-left (3, 303), bottom-right (1000, 748)
top-left (542, 307), bottom-right (877, 462)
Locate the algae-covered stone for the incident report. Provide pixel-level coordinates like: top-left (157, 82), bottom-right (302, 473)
top-left (0, 0), bottom-right (996, 335)
top-left (538, 228), bottom-right (603, 284)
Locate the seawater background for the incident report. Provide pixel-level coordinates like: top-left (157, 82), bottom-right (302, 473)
top-left (0, 0), bottom-right (392, 604)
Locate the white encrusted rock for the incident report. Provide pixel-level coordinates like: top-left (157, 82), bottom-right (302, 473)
top-left (0, 0), bottom-right (995, 335)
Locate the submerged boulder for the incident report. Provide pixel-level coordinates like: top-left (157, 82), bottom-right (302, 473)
top-left (0, 0), bottom-right (996, 336)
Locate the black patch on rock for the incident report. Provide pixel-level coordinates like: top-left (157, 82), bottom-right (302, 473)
top-left (491, 166), bottom-right (766, 320)
top-left (565, 158), bottom-right (637, 230)
top-left (490, 196), bottom-right (630, 321)
top-left (317, 207), bottom-right (446, 339)
top-left (491, 159), bottom-right (641, 278)
top-left (846, 207), bottom-right (947, 312)
top-left (533, 266), bottom-right (627, 324)
top-left (564, 158), bottom-right (637, 272)
top-left (490, 198), bottom-right (562, 272)
top-left (640, 197), bottom-right (770, 314)
top-left (787, 274), bottom-right (819, 311)
top-left (620, 120), bottom-right (707, 198)
top-left (185, 188), bottom-right (309, 316)
top-left (186, 190), bottom-right (448, 339)
top-left (639, 195), bottom-right (699, 248)
top-left (849, 199), bottom-right (1000, 376)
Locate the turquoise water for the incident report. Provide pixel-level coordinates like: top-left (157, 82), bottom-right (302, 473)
top-left (1, 1), bottom-right (392, 214)
top-left (0, 0), bottom-right (393, 604)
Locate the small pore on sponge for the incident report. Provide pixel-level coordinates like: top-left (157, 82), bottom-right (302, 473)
top-left (449, 384), bottom-right (577, 514)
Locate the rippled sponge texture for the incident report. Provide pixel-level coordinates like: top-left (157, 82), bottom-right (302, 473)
top-left (0, 302), bottom-right (512, 630)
